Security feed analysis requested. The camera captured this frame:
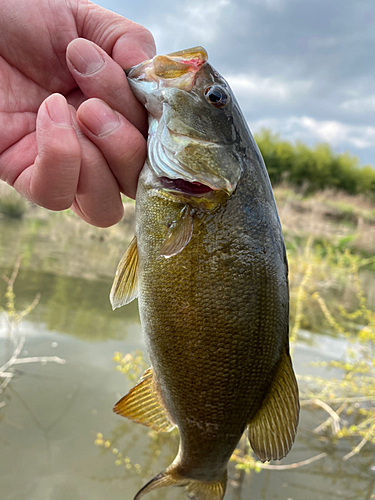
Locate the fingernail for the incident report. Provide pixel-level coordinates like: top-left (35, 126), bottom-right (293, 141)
top-left (79, 99), bottom-right (120, 137)
top-left (46, 94), bottom-right (72, 127)
top-left (67, 38), bottom-right (105, 75)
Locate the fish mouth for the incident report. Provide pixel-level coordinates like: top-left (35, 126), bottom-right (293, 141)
top-left (127, 47), bottom-right (208, 91)
top-left (160, 177), bottom-right (214, 196)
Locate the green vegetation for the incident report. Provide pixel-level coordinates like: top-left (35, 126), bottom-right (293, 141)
top-left (0, 190), bottom-right (26, 219)
top-left (272, 186), bottom-right (375, 265)
top-left (293, 246), bottom-right (375, 459)
top-left (255, 129), bottom-right (375, 198)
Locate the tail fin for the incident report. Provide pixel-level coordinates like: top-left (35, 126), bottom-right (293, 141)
top-left (134, 465), bottom-right (227, 500)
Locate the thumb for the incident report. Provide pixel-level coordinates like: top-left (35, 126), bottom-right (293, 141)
top-left (75, 3), bottom-right (156, 68)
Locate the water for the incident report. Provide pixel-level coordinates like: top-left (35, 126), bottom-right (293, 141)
top-left (1, 215), bottom-right (375, 500)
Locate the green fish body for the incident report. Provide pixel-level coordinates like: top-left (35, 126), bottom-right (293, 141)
top-left (111, 47), bottom-right (299, 500)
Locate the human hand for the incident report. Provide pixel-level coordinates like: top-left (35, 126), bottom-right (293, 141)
top-left (0, 0), bottom-right (155, 226)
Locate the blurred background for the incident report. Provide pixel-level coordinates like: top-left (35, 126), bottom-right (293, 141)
top-left (1, 1), bottom-right (375, 500)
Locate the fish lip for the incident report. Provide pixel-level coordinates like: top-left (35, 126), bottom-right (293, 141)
top-left (159, 176), bottom-right (215, 197)
top-left (126, 47), bottom-right (208, 85)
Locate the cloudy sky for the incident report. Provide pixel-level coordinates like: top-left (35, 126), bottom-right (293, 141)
top-left (98, 0), bottom-right (375, 166)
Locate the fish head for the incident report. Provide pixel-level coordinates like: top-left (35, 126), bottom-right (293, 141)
top-left (127, 47), bottom-right (242, 209)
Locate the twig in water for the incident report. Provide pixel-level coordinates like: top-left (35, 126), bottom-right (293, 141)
top-left (343, 437), bottom-right (369, 461)
top-left (0, 257), bottom-right (65, 397)
top-left (234, 452), bottom-right (327, 471)
top-left (301, 399), bottom-right (341, 435)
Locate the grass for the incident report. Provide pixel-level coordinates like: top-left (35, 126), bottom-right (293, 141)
top-left (274, 186), bottom-right (375, 265)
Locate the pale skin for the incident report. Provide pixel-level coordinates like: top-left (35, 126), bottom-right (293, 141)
top-left (0, 0), bottom-right (156, 227)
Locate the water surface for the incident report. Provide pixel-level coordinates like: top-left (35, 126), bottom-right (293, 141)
top-left (1, 267), bottom-right (374, 500)
top-left (0, 208), bottom-right (374, 500)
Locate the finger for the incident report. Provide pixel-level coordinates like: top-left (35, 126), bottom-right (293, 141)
top-left (77, 98), bottom-right (146, 200)
top-left (0, 131), bottom-right (37, 187)
top-left (13, 94), bottom-right (81, 210)
top-left (66, 38), bottom-right (147, 135)
top-left (76, 5), bottom-right (156, 67)
top-left (68, 107), bottom-right (124, 228)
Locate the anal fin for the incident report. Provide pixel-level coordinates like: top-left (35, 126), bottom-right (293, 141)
top-left (248, 348), bottom-right (300, 462)
top-left (113, 367), bottom-right (175, 432)
top-left (110, 235), bottom-right (139, 310)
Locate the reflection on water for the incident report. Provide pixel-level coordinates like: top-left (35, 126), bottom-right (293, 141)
top-left (1, 266), bottom-right (375, 500)
top-left (5, 266), bottom-right (139, 341)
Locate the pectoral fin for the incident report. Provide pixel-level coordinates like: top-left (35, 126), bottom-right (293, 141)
top-left (113, 367), bottom-right (175, 432)
top-left (110, 236), bottom-right (139, 310)
top-left (248, 349), bottom-right (300, 462)
top-left (159, 206), bottom-right (193, 258)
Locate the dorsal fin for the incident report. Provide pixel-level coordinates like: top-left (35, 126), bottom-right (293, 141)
top-left (113, 367), bottom-right (175, 433)
top-left (159, 206), bottom-right (193, 258)
top-left (248, 348), bottom-right (300, 462)
top-left (110, 236), bottom-right (139, 310)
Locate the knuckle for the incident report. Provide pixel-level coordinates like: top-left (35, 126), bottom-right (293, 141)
top-left (119, 136), bottom-right (146, 166)
top-left (35, 194), bottom-right (73, 212)
top-left (137, 27), bottom-right (156, 54)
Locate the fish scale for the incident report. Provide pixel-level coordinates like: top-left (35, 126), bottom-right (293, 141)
top-left (110, 46), bottom-right (299, 500)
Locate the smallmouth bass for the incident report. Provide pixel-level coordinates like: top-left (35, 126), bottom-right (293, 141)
top-left (111, 47), bottom-right (299, 500)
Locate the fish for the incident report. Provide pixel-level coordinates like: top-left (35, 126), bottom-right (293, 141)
top-left (110, 46), bottom-right (299, 500)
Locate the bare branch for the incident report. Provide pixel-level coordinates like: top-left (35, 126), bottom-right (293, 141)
top-left (234, 452), bottom-right (327, 470)
top-left (2, 255), bottom-right (23, 286)
top-left (343, 437), bottom-right (369, 461)
top-left (0, 333), bottom-right (26, 374)
top-left (260, 452), bottom-right (328, 470)
top-left (12, 356), bottom-right (66, 365)
top-left (16, 293), bottom-right (41, 322)
top-left (301, 399), bottom-right (341, 435)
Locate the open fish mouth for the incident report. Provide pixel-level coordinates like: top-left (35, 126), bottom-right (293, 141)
top-left (159, 177), bottom-right (214, 196)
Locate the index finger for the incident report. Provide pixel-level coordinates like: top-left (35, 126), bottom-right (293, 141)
top-left (76, 6), bottom-right (156, 67)
top-left (66, 38), bottom-right (147, 135)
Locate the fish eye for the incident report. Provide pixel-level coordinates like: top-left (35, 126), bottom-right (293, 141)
top-left (204, 85), bottom-right (229, 108)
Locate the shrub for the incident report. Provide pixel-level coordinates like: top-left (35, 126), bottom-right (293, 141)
top-left (255, 129), bottom-right (375, 198)
top-left (0, 191), bottom-right (26, 219)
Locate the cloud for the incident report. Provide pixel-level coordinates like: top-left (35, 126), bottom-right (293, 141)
top-left (249, 116), bottom-right (375, 151)
top-left (340, 95), bottom-right (375, 114)
top-left (247, 0), bottom-right (287, 12)
top-left (226, 73), bottom-right (312, 102)
top-left (183, 0), bottom-right (231, 42)
top-left (145, 0), bottom-right (233, 52)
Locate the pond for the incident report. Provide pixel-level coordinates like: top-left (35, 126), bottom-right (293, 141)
top-left (0, 215), bottom-right (374, 500)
